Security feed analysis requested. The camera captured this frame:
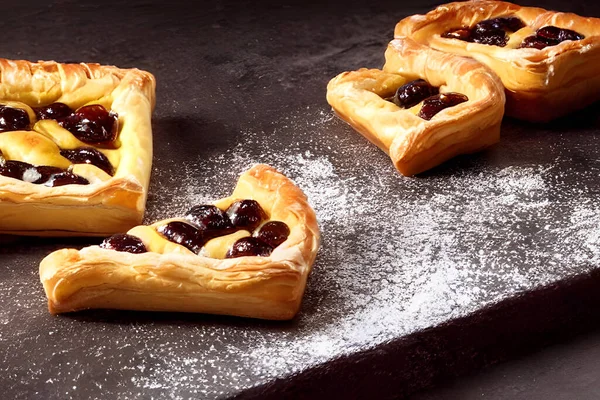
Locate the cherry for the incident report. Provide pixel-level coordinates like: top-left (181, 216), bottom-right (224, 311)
top-left (471, 19), bottom-right (508, 46)
top-left (226, 200), bottom-right (268, 232)
top-left (418, 93), bottom-right (469, 121)
top-left (254, 221), bottom-right (290, 248)
top-left (472, 30), bottom-right (508, 46)
top-left (537, 26), bottom-right (584, 42)
top-left (442, 16), bottom-right (525, 47)
top-left (0, 160), bottom-right (31, 180)
top-left (476, 17), bottom-right (524, 33)
top-left (519, 36), bottom-right (551, 50)
top-left (0, 158), bottom-right (88, 186)
top-left (185, 205), bottom-right (235, 239)
top-left (520, 26), bottom-right (585, 50)
top-left (0, 105), bottom-right (30, 132)
top-left (100, 233), bottom-right (147, 254)
top-left (33, 102), bottom-right (73, 121)
top-left (60, 147), bottom-right (115, 176)
top-left (59, 104), bottom-right (118, 144)
top-left (442, 28), bottom-right (471, 41)
top-left (225, 237), bottom-right (273, 258)
top-left (157, 221), bottom-right (204, 253)
top-left (390, 79), bottom-right (439, 109)
top-left (34, 166), bottom-right (89, 187)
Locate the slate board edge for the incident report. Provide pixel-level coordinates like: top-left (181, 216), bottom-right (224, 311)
top-left (231, 266), bottom-right (600, 400)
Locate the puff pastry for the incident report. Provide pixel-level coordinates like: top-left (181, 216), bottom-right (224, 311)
top-left (39, 164), bottom-right (321, 320)
top-left (395, 0), bottom-right (600, 122)
top-left (0, 59), bottom-right (155, 236)
top-left (326, 38), bottom-right (505, 176)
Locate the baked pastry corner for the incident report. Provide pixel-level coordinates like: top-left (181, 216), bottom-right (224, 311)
top-left (326, 38), bottom-right (505, 176)
top-left (0, 59), bottom-right (155, 236)
top-left (395, 0), bottom-right (600, 122)
top-left (39, 164), bottom-right (321, 320)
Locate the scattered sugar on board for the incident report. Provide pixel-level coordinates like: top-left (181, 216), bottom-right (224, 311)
top-left (127, 109), bottom-right (600, 397)
top-left (4, 109), bottom-right (598, 399)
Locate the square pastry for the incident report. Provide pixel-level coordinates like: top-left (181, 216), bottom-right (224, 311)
top-left (395, 0), bottom-right (600, 122)
top-left (0, 59), bottom-right (155, 236)
top-left (39, 164), bottom-right (320, 320)
top-left (326, 38), bottom-right (505, 176)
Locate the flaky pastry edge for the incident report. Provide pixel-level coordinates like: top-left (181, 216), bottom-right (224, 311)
top-left (0, 59), bottom-right (156, 235)
top-left (395, 0), bottom-right (600, 122)
top-left (326, 37), bottom-right (505, 176)
top-left (39, 164), bottom-right (321, 320)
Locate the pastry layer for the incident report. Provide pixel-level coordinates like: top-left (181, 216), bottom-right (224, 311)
top-left (326, 37), bottom-right (505, 176)
top-left (395, 0), bottom-right (600, 122)
top-left (39, 164), bottom-right (321, 320)
top-left (0, 59), bottom-right (155, 236)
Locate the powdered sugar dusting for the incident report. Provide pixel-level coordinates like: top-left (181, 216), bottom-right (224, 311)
top-left (3, 111), bottom-right (599, 400)
top-left (131, 108), bottom-right (600, 397)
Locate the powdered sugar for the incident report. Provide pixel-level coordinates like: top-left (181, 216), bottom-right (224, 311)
top-left (3, 108), bottom-right (599, 399)
top-left (132, 108), bottom-right (600, 397)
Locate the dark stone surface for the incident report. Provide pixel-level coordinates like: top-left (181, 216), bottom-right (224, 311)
top-left (1, 0), bottom-right (600, 399)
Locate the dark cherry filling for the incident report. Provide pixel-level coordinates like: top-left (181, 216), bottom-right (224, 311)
top-left (185, 205), bottom-right (235, 239)
top-left (226, 237), bottom-right (273, 258)
top-left (0, 102), bottom-right (118, 185)
top-left (59, 104), bottom-right (118, 144)
top-left (0, 157), bottom-right (89, 187)
top-left (60, 147), bottom-right (115, 176)
top-left (33, 166), bottom-right (89, 187)
top-left (157, 221), bottom-right (204, 254)
top-left (100, 233), bottom-right (147, 254)
top-left (389, 79), bottom-right (439, 109)
top-left (0, 105), bottom-right (30, 132)
top-left (519, 36), bottom-right (550, 50)
top-left (226, 199), bottom-right (268, 232)
top-left (33, 102), bottom-right (73, 121)
top-left (537, 26), bottom-right (584, 42)
top-left (386, 79), bottom-right (469, 120)
top-left (418, 93), bottom-right (469, 121)
top-left (0, 159), bottom-right (31, 180)
top-left (443, 28), bottom-right (471, 41)
top-left (442, 16), bottom-right (525, 47)
top-left (106, 200), bottom-right (290, 257)
top-left (519, 26), bottom-right (585, 49)
top-left (254, 221), bottom-right (290, 248)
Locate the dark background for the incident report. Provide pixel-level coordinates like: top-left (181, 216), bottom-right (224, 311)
top-left (1, 0), bottom-right (600, 399)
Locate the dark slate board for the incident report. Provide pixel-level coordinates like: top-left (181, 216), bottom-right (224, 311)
top-left (1, 0), bottom-right (600, 399)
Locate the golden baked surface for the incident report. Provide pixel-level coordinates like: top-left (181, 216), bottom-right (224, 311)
top-left (0, 59), bottom-right (155, 236)
top-left (326, 38), bottom-right (505, 176)
top-left (395, 0), bottom-right (600, 122)
top-left (39, 164), bottom-right (321, 320)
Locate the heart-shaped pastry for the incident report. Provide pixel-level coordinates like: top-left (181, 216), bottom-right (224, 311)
top-left (327, 38), bottom-right (505, 176)
top-left (39, 164), bottom-right (321, 320)
top-left (0, 59), bottom-right (155, 236)
top-left (395, 0), bottom-right (600, 122)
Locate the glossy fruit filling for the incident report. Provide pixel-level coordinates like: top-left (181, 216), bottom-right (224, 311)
top-left (0, 105), bottom-right (30, 132)
top-left (442, 16), bottom-right (525, 47)
top-left (60, 147), bottom-right (115, 176)
top-left (519, 26), bottom-right (585, 49)
top-left (100, 233), bottom-right (147, 253)
top-left (59, 104), bottom-right (119, 144)
top-left (418, 93), bottom-right (469, 121)
top-left (0, 103), bottom-right (117, 185)
top-left (386, 80), bottom-right (468, 120)
top-left (0, 153), bottom-right (89, 187)
top-left (442, 17), bottom-right (584, 49)
top-left (104, 200), bottom-right (291, 257)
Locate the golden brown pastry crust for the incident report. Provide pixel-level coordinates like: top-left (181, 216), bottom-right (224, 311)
top-left (39, 164), bottom-right (321, 320)
top-left (326, 38), bottom-right (505, 176)
top-left (0, 59), bottom-right (155, 236)
top-left (395, 0), bottom-right (600, 122)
